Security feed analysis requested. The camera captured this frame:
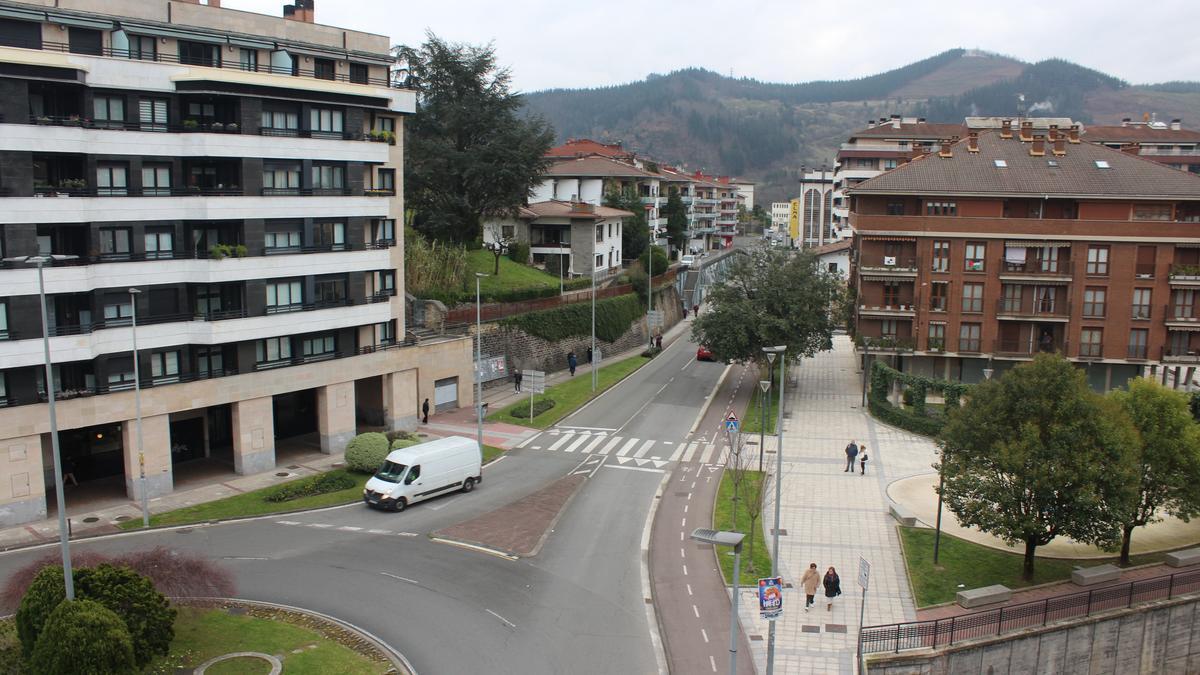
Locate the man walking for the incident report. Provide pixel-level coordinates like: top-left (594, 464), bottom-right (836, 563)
top-left (844, 439), bottom-right (859, 473)
top-left (422, 398), bottom-right (430, 424)
top-left (567, 351), bottom-right (577, 377)
top-left (514, 370), bottom-right (523, 393)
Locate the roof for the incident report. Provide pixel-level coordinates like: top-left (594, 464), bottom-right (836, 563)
top-left (522, 200), bottom-right (634, 220)
top-left (546, 138), bottom-right (636, 160)
top-left (544, 155), bottom-right (660, 179)
top-left (810, 239), bottom-right (852, 256)
top-left (850, 122), bottom-right (966, 141)
top-left (1082, 125), bottom-right (1200, 144)
top-left (848, 130), bottom-right (1200, 199)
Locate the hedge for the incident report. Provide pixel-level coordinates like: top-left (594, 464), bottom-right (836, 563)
top-left (868, 360), bottom-right (971, 437)
top-left (264, 471), bottom-right (357, 503)
top-left (501, 293), bottom-right (644, 343)
top-left (511, 398), bottom-right (556, 419)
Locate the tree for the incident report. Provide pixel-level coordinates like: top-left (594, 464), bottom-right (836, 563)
top-left (1108, 378), bottom-right (1200, 564)
top-left (604, 187), bottom-right (648, 262)
top-left (663, 192), bottom-right (688, 256)
top-left (397, 33), bottom-right (554, 244)
top-left (938, 355), bottom-right (1137, 581)
top-left (29, 599), bottom-right (136, 675)
top-left (15, 566), bottom-right (65, 659)
top-left (482, 222), bottom-right (515, 275)
top-left (73, 564), bottom-right (175, 667)
top-left (690, 247), bottom-right (843, 364)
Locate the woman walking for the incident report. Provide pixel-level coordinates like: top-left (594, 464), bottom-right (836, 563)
top-left (801, 563), bottom-right (820, 611)
top-left (823, 566), bottom-right (842, 612)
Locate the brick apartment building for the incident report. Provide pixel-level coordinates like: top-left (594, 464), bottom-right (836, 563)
top-left (849, 120), bottom-right (1200, 390)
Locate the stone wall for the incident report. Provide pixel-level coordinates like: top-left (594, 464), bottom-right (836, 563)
top-left (866, 594), bottom-right (1200, 675)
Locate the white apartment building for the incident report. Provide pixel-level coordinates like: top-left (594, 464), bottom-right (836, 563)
top-left (770, 202), bottom-right (791, 230)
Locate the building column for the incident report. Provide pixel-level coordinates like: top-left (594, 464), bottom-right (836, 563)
top-left (383, 369), bottom-right (418, 432)
top-left (122, 413), bottom-right (173, 501)
top-left (232, 396), bottom-right (275, 475)
top-left (317, 381), bottom-right (356, 454)
top-left (1105, 365), bottom-right (1113, 393)
top-left (0, 434), bottom-right (47, 526)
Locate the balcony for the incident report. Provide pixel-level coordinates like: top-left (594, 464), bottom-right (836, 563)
top-left (997, 259), bottom-right (1074, 280)
top-left (1168, 265), bottom-right (1200, 287)
top-left (854, 335), bottom-right (915, 353)
top-left (858, 256), bottom-right (918, 278)
top-left (1164, 305), bottom-right (1200, 328)
top-left (995, 299), bottom-right (1072, 321)
top-left (994, 337), bottom-right (1067, 358)
top-left (857, 304), bottom-right (917, 318)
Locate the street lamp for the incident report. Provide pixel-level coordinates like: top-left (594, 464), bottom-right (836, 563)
top-left (934, 365), bottom-right (992, 564)
top-left (474, 273), bottom-right (488, 453)
top-left (647, 242), bottom-right (654, 348)
top-left (690, 528), bottom-right (745, 675)
top-left (762, 344), bottom-right (786, 675)
top-left (757, 379), bottom-right (770, 473)
top-left (5, 254), bottom-right (78, 600)
top-left (128, 288), bottom-right (150, 528)
top-left (860, 337), bottom-right (872, 407)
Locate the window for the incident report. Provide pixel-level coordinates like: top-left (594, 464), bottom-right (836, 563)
top-left (266, 280), bottom-right (303, 312)
top-left (1128, 329), bottom-right (1148, 359)
top-left (377, 116), bottom-right (396, 134)
top-left (301, 334), bottom-right (336, 358)
top-left (886, 201), bottom-right (905, 215)
top-left (103, 299), bottom-right (133, 323)
top-left (261, 109), bottom-right (299, 135)
top-left (256, 337), bottom-right (292, 366)
top-left (882, 282), bottom-right (900, 307)
top-left (186, 102), bottom-right (216, 122)
top-left (1095, 160), bottom-right (1111, 169)
top-left (883, 159), bottom-right (898, 170)
top-left (993, 159), bottom-right (1008, 168)
top-left (1134, 204), bottom-right (1172, 221)
top-left (595, 254), bottom-right (603, 268)
top-left (964, 242), bottom-right (986, 271)
top-left (314, 277), bottom-right (346, 305)
top-left (99, 228), bottom-right (132, 257)
top-left (264, 225), bottom-right (301, 252)
top-left (927, 323), bottom-right (945, 350)
top-left (1036, 286), bottom-right (1057, 313)
top-left (961, 283), bottom-right (983, 313)
top-left (501, 225), bottom-right (515, 240)
top-left (129, 35), bottom-right (156, 61)
top-left (0, 300), bottom-right (7, 339)
top-left (1132, 288), bottom-right (1152, 319)
top-left (374, 270), bottom-right (395, 295)
top-left (1080, 329), bottom-right (1103, 357)
top-left (0, 372), bottom-right (6, 402)
top-left (958, 323), bottom-right (981, 352)
top-left (239, 48), bottom-right (258, 72)
top-left (1083, 287), bottom-right (1106, 317)
top-left (1001, 284), bottom-right (1021, 312)
top-left (96, 164), bottom-right (127, 196)
top-left (880, 320), bottom-right (897, 338)
top-left (92, 95), bottom-right (125, 128)
top-left (142, 164), bottom-right (171, 196)
top-left (150, 351), bottom-right (180, 382)
top-left (1036, 246), bottom-right (1059, 273)
top-left (1174, 290), bottom-right (1195, 318)
top-left (138, 97), bottom-right (168, 131)
top-left (314, 221), bottom-right (345, 249)
top-left (144, 229), bottom-right (173, 259)
top-left (349, 63), bottom-right (369, 84)
top-left (375, 169), bottom-right (395, 193)
top-left (375, 320), bottom-right (395, 345)
top-left (107, 369), bottom-right (135, 391)
top-left (196, 346), bottom-right (224, 376)
top-left (595, 224), bottom-right (603, 243)
top-left (931, 241), bottom-right (950, 272)
top-left (373, 219), bottom-right (395, 244)
top-left (263, 164), bottom-right (301, 193)
top-left (311, 165), bottom-right (344, 192)
top-left (313, 58), bottom-right (336, 81)
top-left (926, 201), bottom-right (957, 216)
top-left (1087, 246), bottom-right (1109, 275)
top-left (929, 282), bottom-right (947, 311)
top-left (309, 108), bottom-right (343, 135)
top-left (607, 222), bottom-right (613, 238)
top-left (178, 40), bottom-right (220, 68)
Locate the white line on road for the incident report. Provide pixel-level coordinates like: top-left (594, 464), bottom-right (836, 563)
top-left (690, 481), bottom-right (697, 489)
top-left (588, 455), bottom-right (608, 478)
top-left (710, 655), bottom-right (717, 672)
top-left (563, 435), bottom-right (591, 453)
top-left (687, 584), bottom-right (693, 596)
top-left (701, 628), bottom-right (709, 643)
top-left (692, 605), bottom-right (700, 618)
top-left (603, 464), bottom-right (664, 474)
top-left (683, 505), bottom-right (688, 514)
top-left (598, 436), bottom-right (623, 455)
top-left (557, 425), bottom-right (617, 432)
top-left (486, 609), bottom-right (517, 630)
top-left (223, 556), bottom-right (269, 560)
top-left (308, 523), bottom-right (333, 528)
top-left (680, 531), bottom-right (684, 541)
top-left (616, 438), bottom-right (640, 456)
top-left (276, 520), bottom-right (300, 525)
top-left (338, 526), bottom-right (362, 531)
top-left (683, 565), bottom-right (688, 575)
top-left (367, 529), bottom-right (391, 535)
top-left (669, 443), bottom-right (685, 462)
top-left (548, 434), bottom-right (574, 451)
top-left (633, 440), bottom-right (656, 458)
top-left (581, 435), bottom-right (607, 454)
top-left (687, 493), bottom-right (692, 501)
top-left (396, 532), bottom-right (420, 537)
top-left (381, 572), bottom-right (419, 584)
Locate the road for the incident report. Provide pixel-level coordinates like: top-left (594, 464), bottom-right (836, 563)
top-left (0, 323), bottom-right (730, 674)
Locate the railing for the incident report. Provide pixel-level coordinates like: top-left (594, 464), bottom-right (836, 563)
top-left (1164, 304), bottom-right (1200, 323)
top-left (1162, 346), bottom-right (1200, 363)
top-left (860, 568), bottom-right (1200, 655)
top-left (363, 188), bottom-right (396, 197)
top-left (860, 256), bottom-right (918, 272)
top-left (994, 299), bottom-right (1072, 318)
top-left (998, 259), bottom-right (1074, 276)
top-left (1135, 263), bottom-right (1157, 278)
top-left (260, 187), bottom-right (352, 196)
top-left (35, 367), bottom-right (242, 402)
top-left (28, 115), bottom-right (244, 134)
top-left (32, 185), bottom-right (245, 197)
top-left (1138, 147), bottom-right (1200, 156)
top-left (994, 338), bottom-right (1066, 356)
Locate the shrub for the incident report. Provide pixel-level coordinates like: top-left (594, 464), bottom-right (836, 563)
top-left (15, 566), bottom-right (65, 659)
top-left (344, 432), bottom-right (391, 473)
top-left (868, 360), bottom-right (968, 436)
top-left (264, 471), bottom-right (357, 503)
top-left (507, 241), bottom-right (530, 264)
top-left (73, 564), bottom-right (174, 667)
top-left (391, 437), bottom-right (419, 450)
top-left (642, 347), bottom-right (662, 358)
top-left (29, 599), bottom-right (135, 675)
top-left (385, 430), bottom-right (419, 444)
top-left (511, 398), bottom-right (556, 419)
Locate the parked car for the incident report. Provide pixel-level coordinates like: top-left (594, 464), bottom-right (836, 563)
top-left (696, 345), bottom-right (715, 361)
top-left (363, 436), bottom-right (482, 512)
top-left (680, 255), bottom-right (696, 268)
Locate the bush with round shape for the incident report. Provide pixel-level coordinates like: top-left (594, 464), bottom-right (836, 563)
top-left (73, 563), bottom-right (174, 667)
top-left (15, 566), bottom-right (66, 659)
top-left (391, 436), bottom-right (419, 450)
top-left (344, 432), bottom-right (391, 473)
top-left (29, 599), bottom-right (135, 675)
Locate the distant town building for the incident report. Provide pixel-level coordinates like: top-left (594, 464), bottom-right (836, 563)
top-left (798, 168), bottom-right (836, 249)
top-left (770, 202), bottom-right (791, 230)
top-left (812, 239), bottom-right (851, 279)
top-left (1082, 118), bottom-right (1200, 174)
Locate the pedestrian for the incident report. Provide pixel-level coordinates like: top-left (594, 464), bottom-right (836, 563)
top-left (692, 303), bottom-right (699, 317)
top-left (859, 445), bottom-right (868, 475)
top-left (844, 439), bottom-right (859, 473)
top-left (514, 370), bottom-right (523, 393)
top-left (62, 456), bottom-right (78, 487)
top-left (421, 398), bottom-right (430, 424)
top-left (568, 351), bottom-right (577, 377)
top-left (824, 566), bottom-right (842, 611)
top-left (655, 334), bottom-right (663, 350)
top-left (586, 346), bottom-right (593, 364)
top-left (801, 562), bottom-right (820, 611)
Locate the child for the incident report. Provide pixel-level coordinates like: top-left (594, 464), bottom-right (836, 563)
top-left (859, 446), bottom-right (869, 475)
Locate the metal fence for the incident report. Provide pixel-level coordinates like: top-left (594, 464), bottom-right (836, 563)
top-left (860, 568), bottom-right (1200, 655)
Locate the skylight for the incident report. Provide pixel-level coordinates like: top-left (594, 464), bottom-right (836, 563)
top-left (994, 159), bottom-right (1007, 168)
top-left (1095, 160), bottom-right (1111, 169)
top-left (1047, 160), bottom-right (1059, 167)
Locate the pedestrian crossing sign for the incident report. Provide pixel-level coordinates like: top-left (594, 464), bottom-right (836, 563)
top-left (725, 413), bottom-right (739, 432)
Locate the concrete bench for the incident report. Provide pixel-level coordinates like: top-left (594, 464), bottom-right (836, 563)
top-left (1166, 548), bottom-right (1200, 568)
top-left (956, 585), bottom-right (1012, 609)
top-left (889, 504), bottom-right (918, 527)
top-left (1071, 564), bottom-right (1122, 586)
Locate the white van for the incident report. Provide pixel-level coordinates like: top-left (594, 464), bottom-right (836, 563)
top-left (362, 436), bottom-right (482, 512)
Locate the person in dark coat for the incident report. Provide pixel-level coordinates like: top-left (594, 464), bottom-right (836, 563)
top-left (824, 566), bottom-right (842, 611)
top-left (514, 370), bottom-right (523, 393)
top-left (586, 347), bottom-right (593, 364)
top-left (567, 351), bottom-right (577, 376)
top-left (655, 334), bottom-right (663, 350)
top-left (844, 439), bottom-right (859, 472)
top-left (422, 398), bottom-right (430, 424)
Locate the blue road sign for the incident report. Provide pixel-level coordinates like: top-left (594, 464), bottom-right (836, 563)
top-left (725, 420), bottom-right (739, 432)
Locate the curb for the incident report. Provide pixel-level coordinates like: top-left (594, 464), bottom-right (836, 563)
top-left (642, 469), bottom-right (673, 675)
top-left (689, 363), bottom-right (733, 435)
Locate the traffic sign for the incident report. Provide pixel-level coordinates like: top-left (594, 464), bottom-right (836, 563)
top-left (758, 577), bottom-right (783, 620)
top-left (524, 369), bottom-right (546, 394)
top-left (725, 419), bottom-right (739, 432)
top-left (858, 556), bottom-right (871, 590)
top-left (647, 310), bottom-right (665, 328)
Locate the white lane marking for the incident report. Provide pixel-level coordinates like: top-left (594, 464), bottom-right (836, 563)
top-left (223, 556), bottom-right (269, 560)
top-left (558, 425), bottom-right (616, 432)
top-left (680, 547), bottom-right (685, 558)
top-left (531, 446), bottom-right (542, 450)
top-left (367, 529), bottom-right (391, 535)
top-left (581, 435), bottom-right (607, 454)
top-left (276, 520), bottom-right (301, 525)
top-left (338, 526), bottom-right (363, 531)
top-left (563, 434), bottom-right (591, 453)
top-left (381, 572), bottom-right (418, 584)
top-left (701, 628), bottom-right (709, 643)
top-left (683, 565), bottom-right (688, 575)
top-left (692, 605), bottom-right (700, 618)
top-left (486, 608), bottom-right (517, 630)
top-left (597, 436), bottom-right (623, 455)
top-left (588, 455), bottom-right (608, 478)
top-left (616, 438), bottom-right (641, 457)
top-left (662, 441), bottom-right (674, 445)
top-left (548, 434), bottom-right (574, 451)
top-left (308, 523), bottom-right (333, 528)
top-left (633, 440), bottom-right (656, 458)
top-left (710, 655), bottom-right (717, 672)
top-left (683, 505), bottom-right (689, 514)
top-left (690, 481), bottom-right (697, 489)
top-left (680, 531), bottom-right (684, 541)
top-left (603, 464), bottom-right (665, 474)
top-left (687, 584), bottom-right (693, 596)
top-left (430, 538), bottom-right (518, 560)
top-left (682, 442), bottom-right (700, 462)
top-left (396, 532), bottom-right (420, 537)
top-left (681, 518), bottom-right (687, 527)
top-left (687, 493), bottom-right (692, 501)
top-left (669, 443), bottom-right (686, 462)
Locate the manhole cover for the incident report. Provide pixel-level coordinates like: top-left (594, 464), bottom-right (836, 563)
top-left (801, 625), bottom-right (821, 634)
top-left (287, 465), bottom-right (301, 470)
top-left (275, 472), bottom-right (290, 477)
top-left (114, 515), bottom-right (131, 522)
top-left (82, 516), bottom-right (100, 523)
top-left (826, 624), bottom-right (848, 633)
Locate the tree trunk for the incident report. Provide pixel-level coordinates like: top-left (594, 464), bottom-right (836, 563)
top-left (1023, 539), bottom-right (1038, 582)
top-left (493, 251), bottom-right (501, 276)
top-left (1120, 524), bottom-right (1136, 566)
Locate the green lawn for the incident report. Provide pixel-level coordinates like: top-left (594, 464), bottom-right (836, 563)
top-left (899, 527), bottom-right (1162, 606)
top-left (741, 384), bottom-right (779, 435)
top-left (483, 444), bottom-right (506, 463)
top-left (120, 469), bottom-right (371, 529)
top-left (713, 470), bottom-right (774, 586)
top-left (146, 606), bottom-right (389, 675)
top-left (488, 355), bottom-right (652, 428)
top-left (467, 249), bottom-right (561, 295)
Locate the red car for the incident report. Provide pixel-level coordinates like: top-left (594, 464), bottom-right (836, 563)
top-left (696, 345), bottom-right (715, 361)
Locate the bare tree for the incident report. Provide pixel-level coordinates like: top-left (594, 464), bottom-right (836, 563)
top-left (483, 221), bottom-right (515, 275)
top-left (725, 428), bottom-right (769, 576)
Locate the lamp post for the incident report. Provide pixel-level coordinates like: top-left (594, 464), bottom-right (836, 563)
top-left (762, 344), bottom-right (786, 675)
top-left (860, 337), bottom-right (872, 407)
top-left (691, 528), bottom-right (745, 675)
top-left (647, 242), bottom-right (654, 348)
top-left (934, 365), bottom-right (991, 564)
top-left (128, 287), bottom-right (149, 528)
top-left (6, 254), bottom-right (78, 599)
top-left (475, 273), bottom-right (488, 453)
top-left (758, 379), bottom-right (770, 473)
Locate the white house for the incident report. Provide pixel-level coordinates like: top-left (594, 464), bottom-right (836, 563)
top-left (811, 239), bottom-right (851, 279)
top-left (483, 201), bottom-right (629, 277)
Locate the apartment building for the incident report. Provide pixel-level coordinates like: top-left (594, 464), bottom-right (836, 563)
top-left (770, 202), bottom-right (790, 230)
top-left (848, 125), bottom-right (1200, 390)
top-left (1083, 118), bottom-right (1200, 174)
top-left (797, 168), bottom-right (835, 249)
top-left (0, 0), bottom-right (472, 526)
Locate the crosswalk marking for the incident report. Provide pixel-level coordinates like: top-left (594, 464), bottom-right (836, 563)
top-left (598, 437), bottom-right (623, 455)
top-left (548, 434), bottom-right (574, 451)
top-left (522, 429), bottom-right (739, 467)
top-left (616, 438), bottom-right (640, 457)
top-left (682, 442), bottom-right (701, 463)
top-left (633, 440), bottom-right (656, 458)
top-left (563, 435), bottom-right (591, 453)
top-left (581, 436), bottom-right (607, 454)
top-left (669, 443), bottom-right (685, 462)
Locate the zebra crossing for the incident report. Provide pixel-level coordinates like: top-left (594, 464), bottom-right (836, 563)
top-left (523, 427), bottom-right (730, 465)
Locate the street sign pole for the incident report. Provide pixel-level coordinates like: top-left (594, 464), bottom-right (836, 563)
top-left (857, 557), bottom-right (871, 672)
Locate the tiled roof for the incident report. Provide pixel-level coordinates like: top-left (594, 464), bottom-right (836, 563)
top-left (1083, 125), bottom-right (1200, 143)
top-left (810, 239), bottom-right (852, 255)
top-left (544, 155), bottom-right (660, 178)
top-left (849, 130), bottom-right (1200, 199)
top-left (523, 200), bottom-right (634, 220)
top-left (850, 122), bottom-right (966, 140)
top-left (546, 139), bottom-right (634, 159)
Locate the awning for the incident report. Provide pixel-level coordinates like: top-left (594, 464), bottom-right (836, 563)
top-left (1176, 243), bottom-right (1200, 248)
top-left (861, 236), bottom-right (916, 242)
top-left (1001, 278), bottom-right (1070, 285)
top-left (1005, 240), bottom-right (1072, 248)
top-left (227, 36), bottom-right (276, 50)
top-left (119, 22), bottom-right (226, 45)
top-left (0, 6), bottom-right (45, 21)
top-left (1167, 325), bottom-right (1200, 332)
top-left (48, 14), bottom-right (114, 30)
top-left (860, 275), bottom-right (912, 282)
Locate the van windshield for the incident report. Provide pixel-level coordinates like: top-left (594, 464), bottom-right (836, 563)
top-left (374, 461), bottom-right (407, 484)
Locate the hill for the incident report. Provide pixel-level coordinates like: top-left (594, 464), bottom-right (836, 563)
top-left (522, 51), bottom-right (1200, 204)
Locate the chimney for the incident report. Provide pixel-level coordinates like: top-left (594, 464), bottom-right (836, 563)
top-left (1121, 143), bottom-right (1141, 155)
top-left (1019, 120), bottom-right (1033, 142)
top-left (867, 120), bottom-right (875, 128)
top-left (891, 116), bottom-right (901, 130)
top-left (1000, 119), bottom-right (1013, 139)
top-left (283, 0), bottom-right (314, 22)
top-left (938, 137), bottom-right (955, 158)
top-left (1048, 124), bottom-right (1059, 141)
top-left (917, 117), bottom-right (926, 123)
top-left (1068, 124), bottom-right (1081, 144)
top-left (1053, 135), bottom-right (1066, 156)
top-left (1121, 118), bottom-right (1132, 127)
top-left (570, 201), bottom-right (595, 214)
top-left (967, 131), bottom-right (979, 153)
top-left (1030, 134), bottom-right (1046, 156)
top-left (1171, 119), bottom-right (1183, 131)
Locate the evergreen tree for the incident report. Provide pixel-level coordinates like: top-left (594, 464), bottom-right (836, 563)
top-left (604, 186), bottom-right (648, 261)
top-left (663, 192), bottom-right (688, 257)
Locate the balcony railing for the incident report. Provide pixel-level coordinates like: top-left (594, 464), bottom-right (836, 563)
top-left (0, 242), bottom-right (384, 269)
top-left (994, 299), bottom-right (1072, 319)
top-left (859, 256), bottom-right (918, 274)
top-left (363, 188), bottom-right (396, 197)
top-left (1163, 305), bottom-right (1200, 324)
top-left (998, 259), bottom-right (1073, 276)
top-left (32, 185), bottom-right (245, 197)
top-left (994, 338), bottom-right (1066, 356)
top-left (28, 115), bottom-right (243, 134)
top-left (1163, 346), bottom-right (1200, 363)
top-left (261, 187), bottom-right (352, 196)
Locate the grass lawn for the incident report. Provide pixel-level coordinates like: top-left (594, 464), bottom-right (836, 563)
top-left (713, 470), bottom-right (774, 586)
top-left (488, 355), bottom-right (652, 429)
top-left (483, 444), bottom-right (506, 463)
top-left (147, 606), bottom-right (388, 675)
top-left (467, 249), bottom-right (561, 295)
top-left (741, 384), bottom-right (779, 435)
top-left (899, 527), bottom-right (1162, 606)
top-left (121, 469), bottom-right (371, 530)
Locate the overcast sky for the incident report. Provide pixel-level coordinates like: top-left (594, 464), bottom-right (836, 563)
top-left (221, 0), bottom-right (1200, 92)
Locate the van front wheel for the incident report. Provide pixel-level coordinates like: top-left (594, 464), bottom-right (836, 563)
top-left (461, 478), bottom-right (476, 493)
top-left (393, 497), bottom-right (407, 512)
